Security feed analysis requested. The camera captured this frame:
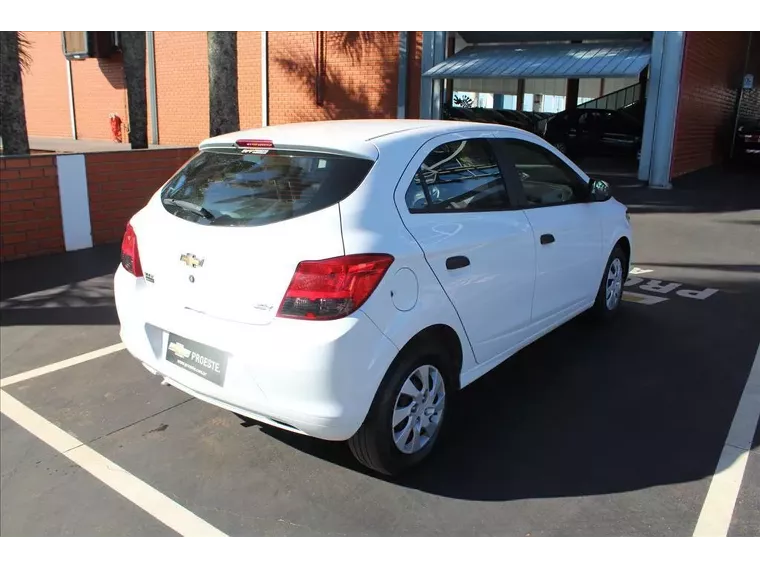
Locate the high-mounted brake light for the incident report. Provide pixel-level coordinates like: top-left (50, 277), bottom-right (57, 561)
top-left (120, 223), bottom-right (143, 277)
top-left (277, 254), bottom-right (394, 321)
top-left (235, 139), bottom-right (274, 148)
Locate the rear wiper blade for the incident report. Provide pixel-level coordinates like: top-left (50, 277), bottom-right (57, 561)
top-left (162, 198), bottom-right (215, 220)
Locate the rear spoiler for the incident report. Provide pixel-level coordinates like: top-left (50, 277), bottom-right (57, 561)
top-left (198, 141), bottom-right (378, 161)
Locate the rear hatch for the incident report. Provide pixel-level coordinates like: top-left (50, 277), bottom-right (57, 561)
top-left (132, 142), bottom-right (375, 326)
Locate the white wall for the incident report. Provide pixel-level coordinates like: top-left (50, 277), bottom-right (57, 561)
top-left (602, 77), bottom-right (638, 95)
top-left (453, 78), bottom-right (520, 94)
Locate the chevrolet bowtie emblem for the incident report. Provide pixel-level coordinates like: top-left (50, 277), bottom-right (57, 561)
top-left (167, 341), bottom-right (192, 359)
top-left (179, 253), bottom-right (204, 268)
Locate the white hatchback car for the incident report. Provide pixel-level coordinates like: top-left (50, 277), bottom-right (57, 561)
top-left (115, 119), bottom-right (632, 475)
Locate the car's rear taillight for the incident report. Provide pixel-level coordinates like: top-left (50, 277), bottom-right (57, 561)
top-left (277, 254), bottom-right (394, 321)
top-left (120, 223), bottom-right (143, 277)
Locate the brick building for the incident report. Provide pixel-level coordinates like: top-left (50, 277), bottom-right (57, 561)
top-left (21, 31), bottom-right (420, 146)
top-left (19, 31), bottom-right (760, 187)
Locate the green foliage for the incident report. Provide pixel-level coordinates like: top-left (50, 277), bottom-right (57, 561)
top-left (17, 32), bottom-right (32, 73)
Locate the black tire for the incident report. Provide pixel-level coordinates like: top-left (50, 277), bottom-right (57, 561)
top-left (590, 245), bottom-right (628, 320)
top-left (348, 345), bottom-right (455, 476)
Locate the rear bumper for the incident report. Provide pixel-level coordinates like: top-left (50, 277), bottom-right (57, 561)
top-left (114, 266), bottom-right (398, 441)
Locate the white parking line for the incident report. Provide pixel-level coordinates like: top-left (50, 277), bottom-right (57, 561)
top-left (629, 267), bottom-right (654, 275)
top-left (693, 342), bottom-right (760, 537)
top-left (0, 343), bottom-right (126, 388)
top-left (622, 291), bottom-right (669, 305)
top-left (0, 390), bottom-right (227, 537)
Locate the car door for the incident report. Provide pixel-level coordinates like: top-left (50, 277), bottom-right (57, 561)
top-left (600, 111), bottom-right (642, 157)
top-left (397, 134), bottom-right (536, 365)
top-left (492, 137), bottom-right (603, 327)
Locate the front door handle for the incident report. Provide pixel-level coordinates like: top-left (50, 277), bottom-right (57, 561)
top-left (540, 233), bottom-right (555, 245)
top-left (446, 256), bottom-right (470, 270)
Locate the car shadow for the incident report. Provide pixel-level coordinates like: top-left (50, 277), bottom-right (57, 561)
top-left (255, 275), bottom-right (760, 501)
top-left (0, 244), bottom-right (120, 326)
top-left (612, 166), bottom-right (760, 214)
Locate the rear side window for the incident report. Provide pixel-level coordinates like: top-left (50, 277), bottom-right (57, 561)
top-left (160, 149), bottom-right (373, 227)
top-left (405, 139), bottom-right (511, 213)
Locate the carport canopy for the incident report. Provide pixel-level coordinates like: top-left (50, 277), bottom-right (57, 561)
top-left (423, 41), bottom-right (651, 80)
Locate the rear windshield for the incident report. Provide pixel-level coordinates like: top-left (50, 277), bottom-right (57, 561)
top-left (160, 149), bottom-right (374, 227)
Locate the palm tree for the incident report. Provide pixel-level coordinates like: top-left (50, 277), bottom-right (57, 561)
top-left (120, 31), bottom-right (148, 149)
top-left (17, 32), bottom-right (32, 72)
top-left (0, 32), bottom-right (31, 155)
top-left (208, 31), bottom-right (240, 137)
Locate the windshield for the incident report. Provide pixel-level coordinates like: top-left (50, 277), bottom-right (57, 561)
top-left (160, 149), bottom-right (374, 227)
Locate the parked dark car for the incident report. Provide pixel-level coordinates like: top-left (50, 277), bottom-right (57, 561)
top-left (543, 108), bottom-right (643, 161)
top-left (442, 106), bottom-right (488, 124)
top-left (734, 118), bottom-right (760, 163)
top-left (493, 109), bottom-right (541, 133)
top-left (469, 107), bottom-right (529, 130)
top-left (619, 100), bottom-right (646, 122)
top-left (443, 105), bottom-right (538, 133)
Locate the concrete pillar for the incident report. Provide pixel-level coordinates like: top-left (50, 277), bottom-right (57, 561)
top-left (516, 79), bottom-right (526, 111)
top-left (566, 79), bottom-right (580, 110)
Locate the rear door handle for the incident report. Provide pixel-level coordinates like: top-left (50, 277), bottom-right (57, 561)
top-left (540, 233), bottom-right (555, 245)
top-left (446, 256), bottom-right (470, 270)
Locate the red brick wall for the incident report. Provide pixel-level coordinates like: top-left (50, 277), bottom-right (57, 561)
top-left (21, 32), bottom-right (71, 138)
top-left (86, 148), bottom-right (196, 244)
top-left (154, 32), bottom-right (209, 146)
top-left (671, 32), bottom-right (750, 178)
top-left (239, 32), bottom-right (262, 130)
top-left (268, 31), bottom-right (400, 125)
top-left (0, 156), bottom-right (64, 261)
top-left (406, 32), bottom-right (423, 119)
top-left (152, 32), bottom-right (264, 144)
top-left (70, 54), bottom-right (128, 141)
top-left (22, 31), bottom-right (406, 144)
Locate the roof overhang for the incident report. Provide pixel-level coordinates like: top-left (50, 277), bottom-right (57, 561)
top-left (424, 41), bottom-right (652, 80)
top-left (457, 32), bottom-right (652, 44)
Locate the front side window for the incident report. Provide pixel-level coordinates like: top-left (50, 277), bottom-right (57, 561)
top-left (498, 139), bottom-right (585, 207)
top-left (160, 149), bottom-right (373, 227)
top-left (405, 138), bottom-right (510, 213)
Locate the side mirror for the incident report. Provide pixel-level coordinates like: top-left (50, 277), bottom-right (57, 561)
top-left (588, 178), bottom-right (611, 202)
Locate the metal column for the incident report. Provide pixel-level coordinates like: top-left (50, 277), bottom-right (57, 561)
top-left (639, 31), bottom-right (685, 188)
top-left (146, 31), bottom-right (159, 144)
top-left (419, 31), bottom-right (447, 119)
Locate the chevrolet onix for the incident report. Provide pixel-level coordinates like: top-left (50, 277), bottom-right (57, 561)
top-left (115, 119), bottom-right (632, 475)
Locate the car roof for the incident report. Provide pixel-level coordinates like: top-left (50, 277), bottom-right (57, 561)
top-left (199, 119), bottom-right (519, 159)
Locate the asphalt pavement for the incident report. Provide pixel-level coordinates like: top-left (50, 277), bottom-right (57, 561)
top-left (1, 167), bottom-right (759, 536)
